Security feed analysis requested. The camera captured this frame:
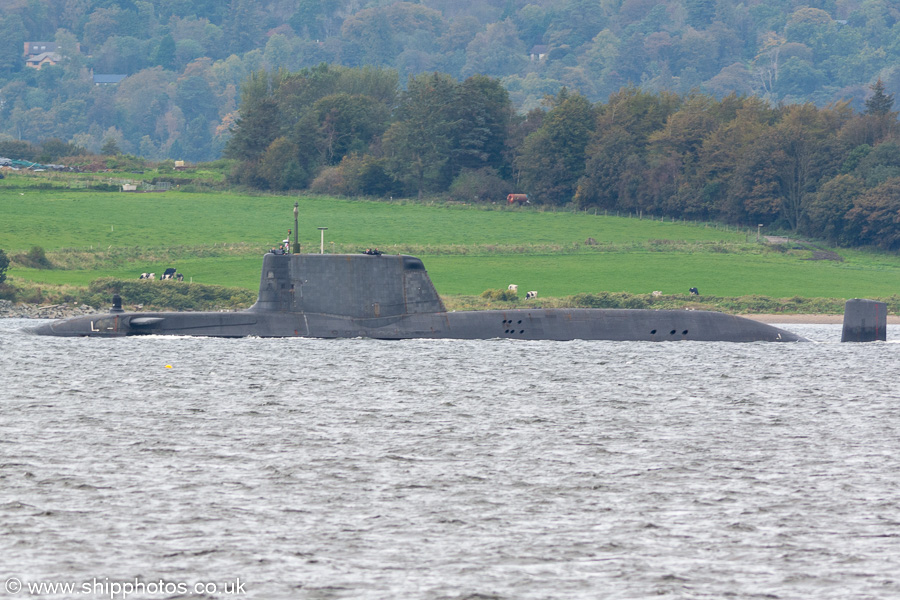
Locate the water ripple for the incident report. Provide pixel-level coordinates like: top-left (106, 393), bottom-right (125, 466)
top-left (2, 320), bottom-right (900, 598)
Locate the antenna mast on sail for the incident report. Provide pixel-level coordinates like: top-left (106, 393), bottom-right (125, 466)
top-left (292, 202), bottom-right (300, 253)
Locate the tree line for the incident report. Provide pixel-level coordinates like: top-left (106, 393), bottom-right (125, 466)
top-left (226, 65), bottom-right (514, 198)
top-left (227, 65), bottom-right (900, 251)
top-left (3, 0), bottom-right (900, 162)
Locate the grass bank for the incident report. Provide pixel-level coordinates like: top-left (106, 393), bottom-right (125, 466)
top-left (0, 183), bottom-right (746, 253)
top-left (10, 275), bottom-right (899, 316)
top-left (2, 177), bottom-right (900, 312)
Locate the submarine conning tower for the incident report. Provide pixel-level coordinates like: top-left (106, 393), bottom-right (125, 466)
top-left (249, 252), bottom-right (446, 317)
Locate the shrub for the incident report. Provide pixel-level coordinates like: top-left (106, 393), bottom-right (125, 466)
top-left (84, 278), bottom-right (256, 311)
top-left (88, 183), bottom-right (121, 192)
top-left (0, 140), bottom-right (40, 162)
top-left (227, 159), bottom-right (268, 188)
top-left (309, 165), bottom-right (349, 195)
top-left (258, 137), bottom-right (307, 190)
top-left (40, 138), bottom-right (86, 160)
top-left (310, 154), bottom-right (401, 197)
top-left (621, 295), bottom-right (649, 309)
top-left (0, 283), bottom-right (17, 301)
top-left (16, 246), bottom-right (53, 269)
top-left (480, 288), bottom-right (518, 301)
top-left (448, 168), bottom-right (508, 203)
top-left (20, 287), bottom-right (43, 303)
top-left (568, 292), bottom-right (648, 308)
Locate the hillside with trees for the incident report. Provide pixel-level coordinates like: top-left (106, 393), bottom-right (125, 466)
top-left (226, 66), bottom-right (900, 249)
top-left (2, 0), bottom-right (900, 247)
top-left (2, 0), bottom-right (900, 160)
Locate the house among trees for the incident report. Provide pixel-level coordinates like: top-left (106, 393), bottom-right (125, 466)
top-left (92, 74), bottom-right (127, 86)
top-left (530, 45), bottom-right (548, 61)
top-left (23, 42), bottom-right (60, 69)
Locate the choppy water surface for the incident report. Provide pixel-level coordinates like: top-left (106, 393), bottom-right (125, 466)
top-left (2, 319), bottom-right (900, 599)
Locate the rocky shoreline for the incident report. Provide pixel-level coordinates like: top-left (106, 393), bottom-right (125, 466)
top-left (0, 299), bottom-right (100, 319)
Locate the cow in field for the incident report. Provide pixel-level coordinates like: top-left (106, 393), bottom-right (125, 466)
top-left (689, 287), bottom-right (699, 295)
top-left (508, 284), bottom-right (518, 292)
top-left (139, 273), bottom-right (148, 279)
top-left (526, 291), bottom-right (537, 299)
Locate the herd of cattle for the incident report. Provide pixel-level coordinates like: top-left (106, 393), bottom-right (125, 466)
top-left (507, 284), bottom-right (537, 299)
top-left (135, 270), bottom-right (701, 300)
top-left (508, 284), bottom-right (699, 299)
top-left (139, 268), bottom-right (183, 281)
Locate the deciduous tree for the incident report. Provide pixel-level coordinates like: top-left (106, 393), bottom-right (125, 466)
top-left (518, 88), bottom-right (595, 205)
top-left (258, 136), bottom-right (306, 190)
top-left (845, 177), bottom-right (900, 250)
top-left (447, 75), bottom-right (514, 179)
top-left (310, 93), bottom-right (389, 165)
top-left (574, 86), bottom-right (676, 210)
top-left (806, 174), bottom-right (862, 244)
top-left (461, 19), bottom-right (528, 79)
top-left (769, 103), bottom-right (848, 231)
top-left (382, 72), bottom-right (459, 197)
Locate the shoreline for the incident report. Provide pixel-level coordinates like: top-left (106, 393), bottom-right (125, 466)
top-left (2, 300), bottom-right (897, 324)
top-left (743, 313), bottom-right (900, 324)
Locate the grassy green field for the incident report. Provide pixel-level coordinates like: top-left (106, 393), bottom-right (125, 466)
top-left (424, 252), bottom-right (900, 298)
top-left (3, 178), bottom-right (900, 303)
top-left (13, 251), bottom-right (900, 299)
top-left (0, 185), bottom-right (744, 251)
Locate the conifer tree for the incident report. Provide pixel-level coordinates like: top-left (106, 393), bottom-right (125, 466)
top-left (865, 79), bottom-right (895, 116)
top-left (154, 34), bottom-right (175, 70)
top-left (0, 14), bottom-right (25, 73)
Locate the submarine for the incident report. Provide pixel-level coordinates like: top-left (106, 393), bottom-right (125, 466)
top-left (29, 250), bottom-right (810, 342)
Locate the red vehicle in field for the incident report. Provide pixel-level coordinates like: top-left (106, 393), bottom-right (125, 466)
top-left (507, 193), bottom-right (529, 205)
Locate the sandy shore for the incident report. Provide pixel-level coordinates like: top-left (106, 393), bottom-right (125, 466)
top-left (743, 313), bottom-right (900, 324)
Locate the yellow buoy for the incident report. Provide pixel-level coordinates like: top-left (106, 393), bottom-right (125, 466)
top-left (165, 364), bottom-right (173, 369)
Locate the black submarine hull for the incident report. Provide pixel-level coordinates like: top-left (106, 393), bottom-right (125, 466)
top-left (27, 253), bottom-right (808, 342)
top-left (28, 306), bottom-right (806, 341)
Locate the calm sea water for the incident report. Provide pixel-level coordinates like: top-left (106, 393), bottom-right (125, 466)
top-left (2, 319), bottom-right (900, 600)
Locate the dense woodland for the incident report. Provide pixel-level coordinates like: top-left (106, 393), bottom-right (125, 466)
top-left (2, 0), bottom-right (900, 248)
top-left (2, 0), bottom-right (900, 159)
top-left (225, 66), bottom-right (900, 250)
